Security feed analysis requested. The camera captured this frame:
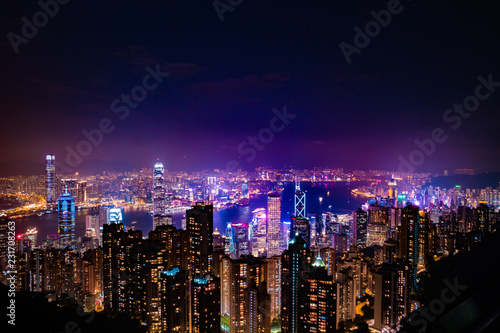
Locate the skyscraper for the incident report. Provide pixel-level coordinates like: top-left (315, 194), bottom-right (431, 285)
top-left (58, 187), bottom-right (76, 249)
top-left (59, 179), bottom-right (77, 200)
top-left (77, 181), bottom-right (87, 203)
top-left (251, 208), bottom-right (267, 257)
top-left (374, 262), bottom-right (410, 331)
top-left (290, 216), bottom-right (310, 247)
top-left (153, 161), bottom-right (167, 229)
top-left (399, 204), bottom-right (420, 293)
top-left (477, 202), bottom-right (490, 234)
top-left (186, 203), bottom-right (214, 275)
top-left (266, 256), bottom-right (282, 321)
top-left (367, 205), bottom-right (389, 247)
top-left (45, 154), bottom-right (56, 205)
top-left (282, 233), bottom-right (336, 333)
top-left (191, 275), bottom-right (221, 333)
top-left (294, 177), bottom-right (306, 218)
top-left (85, 215), bottom-right (100, 248)
top-left (229, 223), bottom-right (250, 259)
top-left (225, 257), bottom-right (270, 333)
top-left (267, 193), bottom-right (281, 257)
top-left (353, 208), bottom-right (368, 248)
top-left (161, 267), bottom-right (188, 332)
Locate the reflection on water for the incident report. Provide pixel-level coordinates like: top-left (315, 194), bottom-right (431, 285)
top-left (15, 182), bottom-right (364, 245)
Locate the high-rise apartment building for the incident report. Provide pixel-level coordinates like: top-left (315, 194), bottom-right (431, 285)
top-left (186, 203), bottom-right (214, 275)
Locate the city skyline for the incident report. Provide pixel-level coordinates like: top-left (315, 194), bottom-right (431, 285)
top-left (3, 1), bottom-right (500, 332)
top-left (2, 1), bottom-right (500, 175)
top-left (3, 156), bottom-right (500, 332)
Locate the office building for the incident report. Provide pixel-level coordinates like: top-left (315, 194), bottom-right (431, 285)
top-left (58, 187), bottom-right (76, 249)
top-left (267, 193), bottom-right (281, 257)
top-left (153, 161), bottom-right (167, 229)
top-left (352, 208), bottom-right (367, 248)
top-left (45, 154), bottom-right (56, 205)
top-left (290, 216), bottom-right (310, 248)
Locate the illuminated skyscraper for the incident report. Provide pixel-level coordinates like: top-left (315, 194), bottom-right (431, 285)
top-left (226, 257), bottom-right (270, 333)
top-left (267, 193), bottom-right (281, 257)
top-left (266, 256), bottom-right (281, 321)
top-left (45, 154), bottom-right (56, 205)
top-left (399, 204), bottom-right (420, 293)
top-left (103, 223), bottom-right (124, 312)
top-left (290, 216), bottom-right (310, 247)
top-left (77, 181), bottom-right (87, 203)
top-left (58, 187), bottom-right (76, 249)
top-left (374, 262), bottom-right (410, 331)
top-left (281, 233), bottom-right (336, 333)
top-left (86, 215), bottom-right (100, 247)
top-left (161, 267), bottom-right (188, 333)
top-left (352, 208), bottom-right (368, 248)
top-left (186, 203), bottom-right (214, 275)
top-left (191, 275), bottom-right (221, 333)
top-left (229, 223), bottom-right (250, 259)
top-left (251, 208), bottom-right (267, 257)
top-left (153, 161), bottom-right (167, 229)
top-left (477, 202), bottom-right (490, 234)
top-left (367, 205), bottom-right (389, 247)
top-left (294, 177), bottom-right (306, 218)
top-left (60, 179), bottom-right (77, 199)
top-left (213, 228), bottom-right (224, 249)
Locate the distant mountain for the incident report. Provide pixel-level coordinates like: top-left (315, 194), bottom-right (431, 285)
top-left (0, 159), bottom-right (135, 177)
top-left (429, 172), bottom-right (500, 189)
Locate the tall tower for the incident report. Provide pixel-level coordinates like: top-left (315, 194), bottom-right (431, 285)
top-left (153, 161), bottom-right (166, 229)
top-left (267, 193), bottom-right (281, 257)
top-left (399, 204), bottom-right (420, 294)
top-left (58, 186), bottom-right (76, 249)
top-left (46, 154), bottom-right (56, 205)
top-left (186, 203), bottom-right (214, 275)
top-left (353, 208), bottom-right (368, 248)
top-left (290, 216), bottom-right (310, 247)
top-left (294, 176), bottom-right (306, 218)
top-left (282, 233), bottom-right (336, 333)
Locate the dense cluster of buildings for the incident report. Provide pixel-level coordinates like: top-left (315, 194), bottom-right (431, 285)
top-left (1, 157), bottom-right (499, 332)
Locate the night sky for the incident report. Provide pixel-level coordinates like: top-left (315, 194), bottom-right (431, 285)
top-left (1, 0), bottom-right (500, 175)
